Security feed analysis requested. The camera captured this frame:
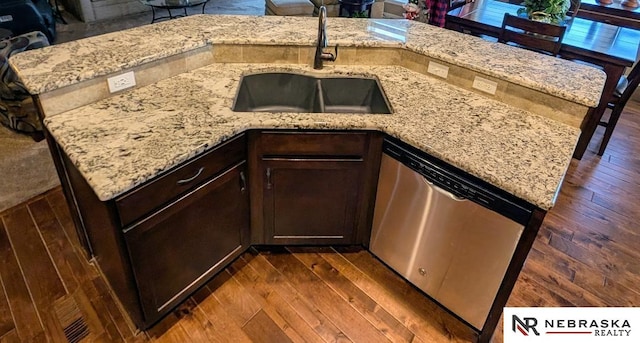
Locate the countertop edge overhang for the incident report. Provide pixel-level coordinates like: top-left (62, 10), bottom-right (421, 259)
top-left (42, 63), bottom-right (582, 210)
top-left (9, 15), bottom-right (605, 107)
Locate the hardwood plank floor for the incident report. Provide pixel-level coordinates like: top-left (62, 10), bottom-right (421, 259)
top-left (1, 100), bottom-right (639, 342)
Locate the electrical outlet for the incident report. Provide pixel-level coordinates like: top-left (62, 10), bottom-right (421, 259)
top-left (107, 71), bottom-right (136, 93)
top-left (472, 76), bottom-right (498, 95)
top-left (427, 61), bottom-right (449, 79)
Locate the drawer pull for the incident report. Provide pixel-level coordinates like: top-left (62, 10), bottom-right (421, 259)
top-left (266, 168), bottom-right (272, 190)
top-left (176, 167), bottom-right (204, 185)
top-left (239, 171), bottom-right (247, 193)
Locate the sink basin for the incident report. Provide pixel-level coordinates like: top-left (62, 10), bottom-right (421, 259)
top-left (232, 72), bottom-right (392, 114)
top-left (320, 77), bottom-right (392, 114)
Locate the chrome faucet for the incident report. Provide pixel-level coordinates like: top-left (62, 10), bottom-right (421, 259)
top-left (314, 6), bottom-right (338, 69)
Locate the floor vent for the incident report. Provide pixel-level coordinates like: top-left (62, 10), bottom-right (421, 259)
top-left (54, 296), bottom-right (90, 343)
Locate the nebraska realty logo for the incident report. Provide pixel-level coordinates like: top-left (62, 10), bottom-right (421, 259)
top-left (504, 308), bottom-right (640, 342)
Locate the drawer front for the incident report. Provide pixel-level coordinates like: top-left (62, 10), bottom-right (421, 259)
top-left (116, 134), bottom-right (246, 226)
top-left (258, 131), bottom-right (368, 156)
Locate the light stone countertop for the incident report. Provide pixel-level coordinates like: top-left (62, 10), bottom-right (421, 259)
top-left (11, 15), bottom-right (605, 107)
top-left (44, 63), bottom-right (580, 210)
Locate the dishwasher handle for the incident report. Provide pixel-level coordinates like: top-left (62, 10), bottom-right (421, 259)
top-left (422, 177), bottom-right (467, 202)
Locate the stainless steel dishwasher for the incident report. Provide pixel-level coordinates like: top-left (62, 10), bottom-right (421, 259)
top-left (370, 138), bottom-right (534, 330)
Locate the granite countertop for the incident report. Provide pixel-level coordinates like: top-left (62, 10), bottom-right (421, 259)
top-left (44, 63), bottom-right (580, 210)
top-left (11, 15), bottom-right (605, 107)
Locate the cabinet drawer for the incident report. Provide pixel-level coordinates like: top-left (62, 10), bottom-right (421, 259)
top-left (116, 134), bottom-right (246, 226)
top-left (258, 131), bottom-right (368, 156)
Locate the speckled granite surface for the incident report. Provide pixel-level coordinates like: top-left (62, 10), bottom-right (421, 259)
top-left (11, 15), bottom-right (604, 107)
top-left (44, 63), bottom-right (579, 209)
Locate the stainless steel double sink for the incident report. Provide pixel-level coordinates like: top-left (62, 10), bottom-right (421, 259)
top-left (232, 72), bottom-right (392, 114)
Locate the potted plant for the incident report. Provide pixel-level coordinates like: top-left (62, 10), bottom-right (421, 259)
top-left (517, 0), bottom-right (571, 24)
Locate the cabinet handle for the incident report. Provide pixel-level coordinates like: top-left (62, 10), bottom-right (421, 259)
top-left (176, 167), bottom-right (204, 185)
top-left (266, 168), bottom-right (272, 190)
top-left (239, 171), bottom-right (247, 193)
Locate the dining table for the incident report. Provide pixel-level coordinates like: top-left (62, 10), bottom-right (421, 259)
top-left (446, 0), bottom-right (640, 159)
top-left (578, 0), bottom-right (640, 30)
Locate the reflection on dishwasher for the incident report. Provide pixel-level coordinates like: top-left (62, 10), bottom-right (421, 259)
top-left (370, 139), bottom-right (530, 330)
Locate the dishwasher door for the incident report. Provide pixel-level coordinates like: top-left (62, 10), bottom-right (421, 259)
top-left (370, 153), bottom-right (525, 330)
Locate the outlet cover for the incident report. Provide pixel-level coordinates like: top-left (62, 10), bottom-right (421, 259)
top-left (107, 71), bottom-right (136, 93)
top-left (472, 76), bottom-right (498, 95)
top-left (427, 61), bottom-right (449, 79)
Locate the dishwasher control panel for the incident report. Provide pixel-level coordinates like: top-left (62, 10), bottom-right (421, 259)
top-left (405, 154), bottom-right (495, 206)
top-left (382, 138), bottom-right (533, 225)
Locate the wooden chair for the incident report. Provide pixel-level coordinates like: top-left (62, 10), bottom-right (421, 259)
top-left (498, 13), bottom-right (566, 56)
top-left (596, 61), bottom-right (640, 155)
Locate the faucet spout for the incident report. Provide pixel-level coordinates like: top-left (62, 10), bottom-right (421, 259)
top-left (319, 6), bottom-right (327, 48)
top-left (314, 6), bottom-right (337, 70)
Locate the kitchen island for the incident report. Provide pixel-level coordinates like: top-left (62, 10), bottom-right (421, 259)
top-left (10, 14), bottom-right (605, 343)
top-left (10, 15), bottom-right (605, 209)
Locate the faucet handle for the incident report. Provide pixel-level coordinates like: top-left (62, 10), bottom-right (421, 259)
top-left (321, 45), bottom-right (338, 62)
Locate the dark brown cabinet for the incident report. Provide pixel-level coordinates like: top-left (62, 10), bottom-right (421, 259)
top-left (249, 131), bottom-right (383, 245)
top-left (51, 133), bottom-right (249, 329)
top-left (50, 129), bottom-right (382, 330)
top-left (124, 162), bottom-right (249, 323)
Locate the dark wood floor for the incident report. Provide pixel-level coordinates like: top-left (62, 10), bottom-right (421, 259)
top-left (1, 102), bottom-right (639, 342)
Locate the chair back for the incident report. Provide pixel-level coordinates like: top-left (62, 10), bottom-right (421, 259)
top-left (596, 60), bottom-right (640, 155)
top-left (565, 0), bottom-right (581, 18)
top-left (498, 13), bottom-right (567, 56)
top-left (616, 60), bottom-right (640, 107)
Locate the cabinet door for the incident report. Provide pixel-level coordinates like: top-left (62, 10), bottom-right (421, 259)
top-left (123, 162), bottom-right (249, 326)
top-left (262, 159), bottom-right (363, 245)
